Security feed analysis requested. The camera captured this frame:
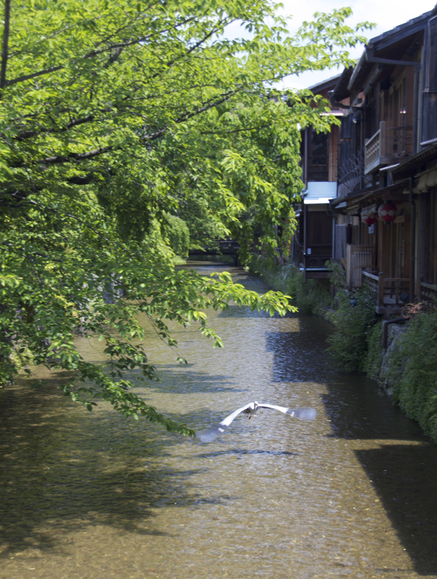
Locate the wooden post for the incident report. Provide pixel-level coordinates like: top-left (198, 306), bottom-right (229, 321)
top-left (379, 121), bottom-right (386, 159)
top-left (377, 272), bottom-right (385, 309)
top-left (346, 244), bottom-right (352, 288)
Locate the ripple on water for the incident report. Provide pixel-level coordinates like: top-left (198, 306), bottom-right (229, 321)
top-left (1, 265), bottom-right (437, 579)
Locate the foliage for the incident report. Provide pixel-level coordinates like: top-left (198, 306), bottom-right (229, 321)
top-left (326, 261), bottom-right (347, 289)
top-left (0, 0), bottom-right (371, 432)
top-left (249, 257), bottom-right (331, 315)
top-left (364, 320), bottom-right (383, 381)
top-left (287, 272), bottom-right (331, 316)
top-left (325, 286), bottom-right (377, 373)
top-left (177, 195), bottom-right (227, 252)
top-left (384, 311), bottom-right (437, 443)
top-left (164, 214), bottom-right (190, 258)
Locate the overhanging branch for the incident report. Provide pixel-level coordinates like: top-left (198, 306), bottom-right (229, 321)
top-left (36, 145), bottom-right (112, 165)
top-left (0, 0), bottom-right (11, 92)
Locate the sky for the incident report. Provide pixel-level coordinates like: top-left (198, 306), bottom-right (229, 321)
top-left (229, 0), bottom-right (437, 90)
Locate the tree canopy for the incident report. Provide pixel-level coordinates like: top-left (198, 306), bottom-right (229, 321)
top-left (0, 0), bottom-right (371, 434)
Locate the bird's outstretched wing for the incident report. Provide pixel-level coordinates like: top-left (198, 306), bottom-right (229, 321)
top-left (197, 403), bottom-right (255, 443)
top-left (197, 402), bottom-right (316, 442)
top-left (258, 404), bottom-right (316, 421)
top-left (197, 425), bottom-right (226, 443)
top-left (219, 402), bottom-right (256, 427)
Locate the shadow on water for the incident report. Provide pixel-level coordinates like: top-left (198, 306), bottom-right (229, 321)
top-left (146, 366), bottom-right (248, 395)
top-left (267, 314), bottom-right (437, 576)
top-left (265, 328), bottom-right (332, 382)
top-left (321, 374), bottom-right (428, 442)
top-left (325, 375), bottom-right (437, 575)
top-left (194, 449), bottom-right (299, 459)
top-left (218, 304), bottom-right (272, 318)
top-left (0, 376), bottom-right (230, 559)
top-left (356, 444), bottom-right (437, 576)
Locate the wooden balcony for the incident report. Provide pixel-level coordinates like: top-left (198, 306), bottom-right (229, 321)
top-left (364, 121), bottom-right (413, 174)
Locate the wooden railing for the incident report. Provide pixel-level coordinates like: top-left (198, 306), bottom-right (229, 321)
top-left (362, 270), bottom-right (378, 293)
top-left (419, 282), bottom-right (437, 303)
top-left (388, 124), bottom-right (413, 157)
top-left (363, 271), bottom-right (409, 313)
top-left (364, 122), bottom-right (385, 174)
top-left (348, 245), bottom-right (375, 287)
top-left (294, 245), bottom-right (332, 273)
top-left (377, 276), bottom-right (409, 309)
top-left (364, 121), bottom-right (413, 174)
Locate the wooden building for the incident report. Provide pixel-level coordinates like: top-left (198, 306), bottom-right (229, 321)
top-left (328, 5), bottom-right (437, 315)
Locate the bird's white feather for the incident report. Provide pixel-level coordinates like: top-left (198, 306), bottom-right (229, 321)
top-left (219, 402), bottom-right (256, 427)
top-left (197, 401), bottom-right (316, 442)
top-left (257, 403), bottom-right (289, 414)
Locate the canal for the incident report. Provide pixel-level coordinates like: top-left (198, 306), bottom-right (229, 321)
top-left (1, 265), bottom-right (437, 579)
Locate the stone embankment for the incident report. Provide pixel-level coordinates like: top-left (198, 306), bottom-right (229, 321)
top-left (378, 322), bottom-right (409, 395)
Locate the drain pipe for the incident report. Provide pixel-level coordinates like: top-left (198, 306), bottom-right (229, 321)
top-left (302, 127), bottom-right (309, 282)
top-left (303, 200), bottom-right (308, 282)
top-left (409, 177), bottom-right (416, 300)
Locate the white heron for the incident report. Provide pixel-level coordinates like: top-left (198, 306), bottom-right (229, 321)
top-left (197, 401), bottom-right (316, 442)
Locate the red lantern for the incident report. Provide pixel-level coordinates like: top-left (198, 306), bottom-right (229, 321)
top-left (361, 204), bottom-right (378, 226)
top-left (363, 215), bottom-right (377, 225)
top-left (378, 202), bottom-right (397, 222)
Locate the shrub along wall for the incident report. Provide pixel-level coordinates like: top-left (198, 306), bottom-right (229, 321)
top-left (325, 286), bottom-right (377, 373)
top-left (379, 313), bottom-right (437, 443)
top-left (326, 286), bottom-right (437, 443)
top-left (326, 293), bottom-right (437, 443)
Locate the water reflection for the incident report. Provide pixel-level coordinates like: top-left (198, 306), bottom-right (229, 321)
top-left (266, 326), bottom-right (331, 383)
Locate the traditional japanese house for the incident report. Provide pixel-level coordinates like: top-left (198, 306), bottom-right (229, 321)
top-left (329, 4), bottom-right (437, 314)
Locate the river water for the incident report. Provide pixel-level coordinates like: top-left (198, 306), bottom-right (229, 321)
top-left (1, 265), bottom-right (437, 579)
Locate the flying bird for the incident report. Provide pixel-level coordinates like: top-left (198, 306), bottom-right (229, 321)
top-left (197, 401), bottom-right (316, 442)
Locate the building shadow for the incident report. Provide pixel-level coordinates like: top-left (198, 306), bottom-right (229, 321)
top-left (355, 444), bottom-right (437, 576)
top-left (265, 317), bottom-right (437, 576)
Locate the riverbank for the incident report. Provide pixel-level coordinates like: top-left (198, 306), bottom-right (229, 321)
top-left (248, 256), bottom-right (437, 444)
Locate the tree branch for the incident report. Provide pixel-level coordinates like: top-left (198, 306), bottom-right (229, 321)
top-left (5, 14), bottom-right (230, 89)
top-left (200, 122), bottom-right (274, 136)
top-left (15, 112), bottom-right (96, 141)
top-left (5, 65), bottom-right (63, 86)
top-left (0, 0), bottom-right (11, 93)
top-left (4, 15), bottom-right (199, 88)
top-left (12, 90), bottom-right (240, 167)
top-left (36, 145), bottom-right (112, 165)
top-left (169, 90), bottom-right (239, 126)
